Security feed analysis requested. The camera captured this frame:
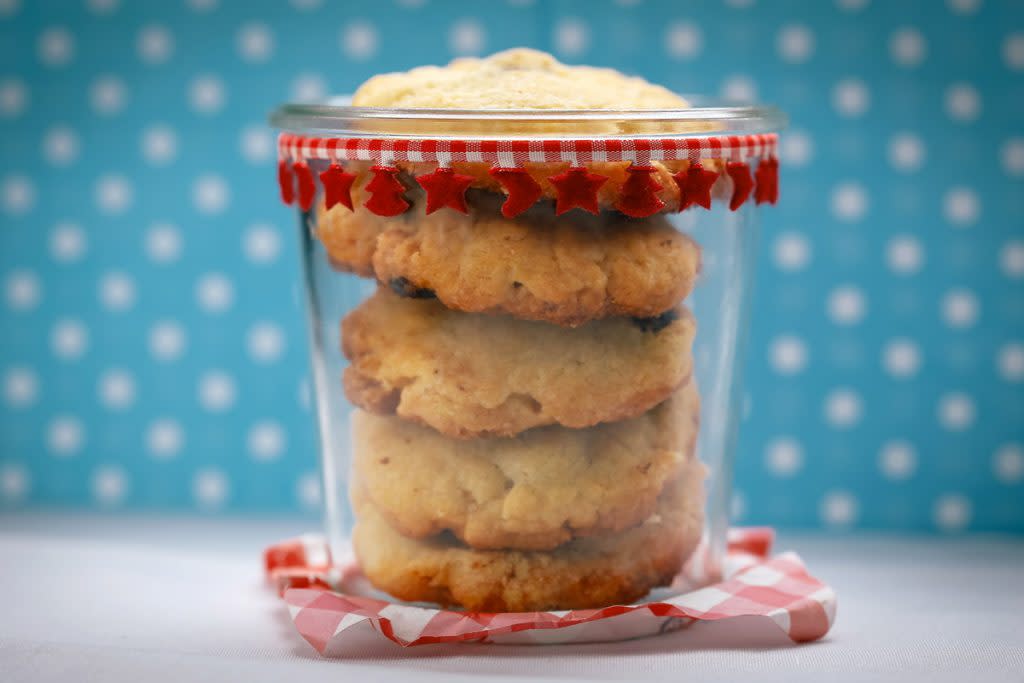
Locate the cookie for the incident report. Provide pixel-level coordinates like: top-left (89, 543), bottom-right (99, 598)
top-left (351, 466), bottom-right (705, 612)
top-left (317, 187), bottom-right (702, 326)
top-left (341, 288), bottom-right (697, 439)
top-left (351, 381), bottom-right (700, 551)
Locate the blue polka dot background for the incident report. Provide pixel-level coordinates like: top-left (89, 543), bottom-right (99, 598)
top-left (0, 0), bottom-right (1021, 533)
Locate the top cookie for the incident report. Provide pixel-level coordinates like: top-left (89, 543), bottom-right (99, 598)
top-left (352, 48), bottom-right (689, 110)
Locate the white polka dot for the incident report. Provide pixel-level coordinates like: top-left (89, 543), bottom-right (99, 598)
top-left (395, 0), bottom-right (427, 6)
top-left (0, 78), bottom-right (27, 117)
top-left (997, 342), bottom-right (1024, 382)
top-left (820, 491), bottom-right (858, 527)
top-left (830, 182), bottom-right (868, 222)
top-left (449, 18), bottom-right (485, 56)
top-left (92, 465), bottom-right (127, 506)
top-left (941, 288), bottom-right (979, 328)
top-left (554, 18), bottom-right (588, 57)
top-left (765, 437), bottom-right (803, 476)
top-left (248, 421), bottom-right (286, 462)
top-left (298, 377), bottom-right (311, 410)
top-left (2, 174), bottom-right (35, 214)
top-left (240, 124), bottom-right (273, 163)
top-left (149, 320), bottom-right (186, 361)
top-left (145, 223), bottom-right (182, 264)
top-left (933, 494), bottom-right (971, 532)
top-left (883, 338), bottom-right (922, 378)
top-left (4, 269), bottom-right (40, 311)
top-left (340, 21), bottom-right (377, 61)
top-left (724, 0), bottom-right (754, 7)
top-left (832, 78), bottom-right (870, 117)
top-left (188, 75), bottom-right (225, 114)
top-left (38, 26), bottom-right (74, 66)
top-left (1000, 240), bottom-right (1024, 279)
top-left (86, 0), bottom-right (119, 13)
top-left (43, 125), bottom-right (79, 166)
top-left (187, 0), bottom-right (217, 11)
top-left (243, 223), bottom-right (281, 264)
top-left (731, 489), bottom-right (746, 521)
top-left (993, 443), bottom-right (1024, 483)
top-left (943, 187), bottom-right (980, 227)
top-left (665, 22), bottom-right (702, 59)
top-left (49, 222), bottom-right (86, 262)
top-left (769, 335), bottom-right (808, 375)
top-left (827, 285), bottom-right (867, 325)
top-left (0, 0), bottom-right (20, 17)
top-left (886, 235), bottom-right (924, 274)
top-left (889, 27), bottom-right (926, 67)
top-left (887, 133), bottom-right (925, 171)
top-left (51, 319), bottom-right (88, 359)
top-left (0, 463), bottom-right (29, 503)
top-left (824, 388), bottom-right (862, 428)
top-left (1001, 138), bottom-right (1024, 176)
top-left (879, 440), bottom-right (917, 480)
top-left (947, 0), bottom-right (981, 13)
top-left (773, 231), bottom-right (811, 272)
top-left (195, 273), bottom-right (234, 313)
top-left (777, 24), bottom-right (814, 63)
top-left (146, 419), bottom-right (183, 460)
top-left (89, 75), bottom-right (127, 115)
top-left (193, 468), bottom-right (229, 510)
top-left (98, 271), bottom-right (135, 312)
top-left (780, 129), bottom-right (813, 167)
top-left (937, 392), bottom-right (975, 431)
top-left (137, 24), bottom-right (173, 64)
top-left (290, 0), bottom-right (323, 9)
top-left (98, 369), bottom-right (135, 410)
top-left (198, 371), bottom-right (236, 412)
top-left (192, 174), bottom-right (229, 214)
top-left (836, 0), bottom-right (869, 10)
top-left (290, 73), bottom-right (327, 102)
top-left (141, 125), bottom-right (177, 165)
top-left (247, 322), bottom-right (285, 363)
top-left (236, 21), bottom-right (274, 63)
top-left (94, 174), bottom-right (133, 214)
top-left (721, 75), bottom-right (757, 103)
top-left (296, 472), bottom-right (321, 509)
top-left (945, 83), bottom-right (981, 122)
top-left (3, 367), bottom-right (38, 407)
top-left (1004, 33), bottom-right (1024, 71)
top-left (47, 416), bottom-right (83, 457)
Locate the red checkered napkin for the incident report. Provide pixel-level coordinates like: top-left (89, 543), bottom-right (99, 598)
top-left (264, 528), bottom-right (836, 653)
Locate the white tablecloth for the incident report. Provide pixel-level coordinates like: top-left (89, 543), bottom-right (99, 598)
top-left (1, 515), bottom-right (1022, 682)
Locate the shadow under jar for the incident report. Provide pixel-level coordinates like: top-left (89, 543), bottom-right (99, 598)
top-left (271, 102), bottom-right (785, 613)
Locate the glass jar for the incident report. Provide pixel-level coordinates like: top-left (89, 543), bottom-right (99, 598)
top-left (270, 102), bottom-right (785, 613)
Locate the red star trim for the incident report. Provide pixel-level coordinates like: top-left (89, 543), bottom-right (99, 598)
top-left (672, 162), bottom-right (718, 211)
top-left (727, 161), bottom-right (754, 211)
top-left (319, 163), bottom-right (357, 211)
top-left (293, 162), bottom-right (316, 211)
top-left (415, 167), bottom-right (475, 215)
top-left (754, 157), bottom-right (779, 205)
top-left (614, 165), bottom-right (666, 218)
top-left (363, 166), bottom-right (409, 217)
top-left (489, 167), bottom-right (543, 218)
top-left (278, 160), bottom-right (295, 206)
top-left (549, 166), bottom-right (608, 215)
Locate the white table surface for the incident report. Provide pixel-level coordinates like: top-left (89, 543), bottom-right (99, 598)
top-left (0, 514), bottom-right (1022, 683)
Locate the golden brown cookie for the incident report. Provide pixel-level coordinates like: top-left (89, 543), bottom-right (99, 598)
top-left (351, 465), bottom-right (705, 612)
top-left (317, 185), bottom-right (702, 326)
top-left (351, 381), bottom-right (700, 551)
top-left (341, 288), bottom-right (696, 439)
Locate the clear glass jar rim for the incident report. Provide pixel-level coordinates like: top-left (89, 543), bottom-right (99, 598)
top-left (269, 98), bottom-right (787, 139)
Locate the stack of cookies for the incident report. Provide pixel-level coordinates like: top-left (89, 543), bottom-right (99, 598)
top-left (317, 50), bottom-right (707, 612)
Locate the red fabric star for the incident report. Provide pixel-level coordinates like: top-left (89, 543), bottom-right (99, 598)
top-left (363, 166), bottom-right (409, 217)
top-left (319, 163), bottom-right (357, 211)
top-left (614, 165), bottom-right (666, 218)
top-left (754, 157), bottom-right (779, 205)
top-left (278, 160), bottom-right (295, 206)
top-left (549, 166), bottom-right (608, 215)
top-left (671, 162), bottom-right (718, 211)
top-left (489, 167), bottom-right (543, 218)
top-left (415, 167), bottom-right (475, 214)
top-left (293, 161), bottom-right (316, 211)
top-left (727, 161), bottom-right (754, 211)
